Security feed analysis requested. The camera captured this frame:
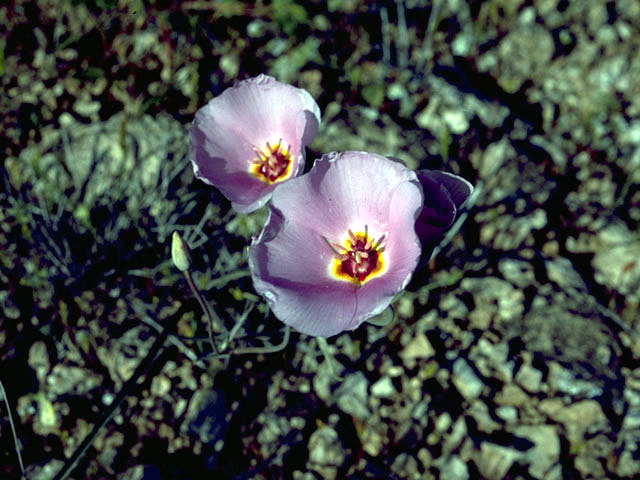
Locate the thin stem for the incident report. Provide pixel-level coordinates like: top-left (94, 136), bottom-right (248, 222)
top-left (184, 270), bottom-right (225, 353)
top-left (317, 337), bottom-right (342, 380)
top-left (214, 326), bottom-right (290, 357)
top-left (218, 302), bottom-right (255, 352)
top-left (0, 379), bottom-right (25, 479)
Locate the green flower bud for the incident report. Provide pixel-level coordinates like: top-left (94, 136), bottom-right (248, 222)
top-left (171, 231), bottom-right (191, 272)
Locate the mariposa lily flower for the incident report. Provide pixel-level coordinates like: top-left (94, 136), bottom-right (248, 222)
top-left (189, 75), bottom-right (321, 213)
top-left (249, 152), bottom-right (423, 337)
top-left (415, 170), bottom-right (474, 258)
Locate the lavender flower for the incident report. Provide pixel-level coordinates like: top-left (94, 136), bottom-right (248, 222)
top-left (189, 75), bottom-right (321, 213)
top-left (249, 152), bottom-right (423, 337)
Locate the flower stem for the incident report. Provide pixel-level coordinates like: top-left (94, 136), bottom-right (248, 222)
top-left (0, 379), bottom-right (25, 479)
top-left (317, 337), bottom-right (341, 379)
top-left (184, 270), bottom-right (225, 354)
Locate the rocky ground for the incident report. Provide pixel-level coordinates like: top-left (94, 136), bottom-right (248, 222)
top-left (1, 0), bottom-right (640, 479)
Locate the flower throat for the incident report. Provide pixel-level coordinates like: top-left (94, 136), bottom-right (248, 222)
top-left (250, 140), bottom-right (293, 184)
top-left (328, 226), bottom-right (386, 285)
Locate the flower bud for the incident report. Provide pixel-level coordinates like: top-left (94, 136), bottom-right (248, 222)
top-left (171, 231), bottom-right (191, 272)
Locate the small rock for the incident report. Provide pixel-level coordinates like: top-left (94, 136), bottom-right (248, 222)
top-left (400, 331), bottom-right (436, 368)
top-left (391, 453), bottom-right (420, 480)
top-left (308, 426), bottom-right (344, 466)
top-left (515, 364), bottom-right (543, 393)
top-left (514, 425), bottom-right (560, 479)
top-left (73, 98), bottom-right (101, 118)
top-left (442, 109), bottom-right (469, 134)
top-left (438, 455), bottom-right (469, 480)
top-left (24, 460), bottom-right (64, 480)
top-left (476, 442), bottom-right (520, 480)
top-left (592, 222), bottom-right (640, 301)
top-left (617, 447), bottom-right (640, 477)
top-left (371, 376), bottom-right (396, 398)
top-left (312, 362), bottom-right (332, 402)
top-left (495, 25), bottom-right (554, 92)
top-left (495, 405), bottom-right (518, 423)
top-left (117, 465), bottom-right (162, 480)
top-left (546, 361), bottom-right (603, 397)
top-left (333, 372), bottom-right (370, 419)
top-left (469, 400), bottom-right (500, 433)
top-left (183, 389), bottom-right (228, 444)
top-left (498, 258), bottom-right (535, 288)
top-left (307, 426), bottom-right (345, 480)
top-left (360, 420), bottom-right (387, 456)
top-left (496, 384), bottom-right (529, 407)
top-left (546, 400), bottom-right (607, 444)
top-left (443, 417), bottom-right (467, 456)
top-left (435, 412), bottom-right (452, 433)
top-left (622, 409), bottom-right (640, 430)
top-left (28, 341), bottom-right (50, 383)
top-left (150, 375), bottom-right (171, 397)
top-left (47, 365), bottom-right (101, 396)
top-left (452, 358), bottom-right (484, 400)
top-left (538, 398), bottom-right (564, 418)
top-left (575, 452), bottom-right (606, 479)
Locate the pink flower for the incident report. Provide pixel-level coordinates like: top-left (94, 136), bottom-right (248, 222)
top-left (249, 152), bottom-right (423, 337)
top-left (189, 75), bottom-right (321, 213)
top-left (415, 170), bottom-right (474, 256)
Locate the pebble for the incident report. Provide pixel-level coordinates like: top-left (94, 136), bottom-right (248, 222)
top-left (546, 400), bottom-right (607, 443)
top-left (47, 365), bottom-right (101, 396)
top-left (442, 109), bottom-right (469, 134)
top-left (452, 358), bottom-right (484, 400)
top-left (360, 420), bottom-right (387, 457)
top-left (437, 455), bottom-right (469, 480)
top-left (498, 258), bottom-right (535, 288)
top-left (616, 448), bottom-right (640, 477)
top-left (73, 98), bottom-right (101, 118)
top-left (592, 222), bottom-right (640, 300)
top-left (400, 331), bottom-right (436, 368)
top-left (308, 426), bottom-right (345, 466)
top-left (28, 341), bottom-right (50, 383)
top-left (496, 384), bottom-right (529, 408)
top-left (476, 442), bottom-right (520, 479)
top-left (514, 425), bottom-right (560, 479)
top-left (469, 400), bottom-right (500, 433)
top-left (443, 417), bottom-right (467, 455)
top-left (495, 405), bottom-right (518, 423)
top-left (333, 372), bottom-right (370, 419)
top-left (546, 361), bottom-right (603, 397)
top-left (622, 409), bottom-right (640, 430)
top-left (515, 364), bottom-right (543, 393)
top-left (435, 412), bottom-right (452, 433)
top-left (370, 376), bottom-right (396, 398)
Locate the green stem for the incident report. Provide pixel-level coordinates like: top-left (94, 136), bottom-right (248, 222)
top-left (0, 379), bottom-right (25, 479)
top-left (184, 270), bottom-right (225, 353)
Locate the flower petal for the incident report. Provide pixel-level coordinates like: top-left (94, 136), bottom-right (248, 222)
top-left (271, 152), bottom-right (418, 239)
top-left (249, 208), bottom-right (358, 337)
top-left (354, 180), bottom-right (423, 323)
top-left (420, 170), bottom-right (474, 209)
top-left (415, 171), bottom-right (457, 243)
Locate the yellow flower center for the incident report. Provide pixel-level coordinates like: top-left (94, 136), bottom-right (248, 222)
top-left (249, 140), bottom-right (293, 184)
top-left (327, 226), bottom-right (387, 285)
